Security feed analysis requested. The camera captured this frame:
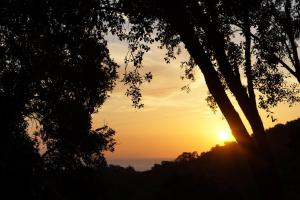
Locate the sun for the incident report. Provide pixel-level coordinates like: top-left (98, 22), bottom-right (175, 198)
top-left (218, 130), bottom-right (230, 141)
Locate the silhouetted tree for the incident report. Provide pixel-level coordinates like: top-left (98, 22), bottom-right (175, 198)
top-left (175, 151), bottom-right (199, 163)
top-left (250, 0), bottom-right (300, 82)
top-left (0, 1), bottom-right (123, 197)
top-left (118, 0), bottom-right (300, 198)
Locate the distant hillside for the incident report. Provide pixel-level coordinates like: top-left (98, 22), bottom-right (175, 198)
top-left (104, 118), bottom-right (300, 200)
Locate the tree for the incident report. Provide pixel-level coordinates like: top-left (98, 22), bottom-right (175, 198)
top-left (119, 0), bottom-right (300, 198)
top-left (252, 0), bottom-right (300, 82)
top-left (175, 151), bottom-right (199, 163)
top-left (0, 0), bottom-right (122, 172)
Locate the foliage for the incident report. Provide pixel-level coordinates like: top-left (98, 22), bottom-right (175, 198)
top-left (0, 0), bottom-right (121, 169)
top-left (118, 2), bottom-right (300, 198)
top-left (119, 0), bottom-right (300, 116)
top-left (175, 151), bottom-right (199, 162)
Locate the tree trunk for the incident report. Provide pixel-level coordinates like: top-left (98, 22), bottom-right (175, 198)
top-left (163, 4), bottom-right (284, 199)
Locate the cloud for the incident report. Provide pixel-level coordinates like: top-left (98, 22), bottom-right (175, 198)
top-left (99, 34), bottom-right (222, 121)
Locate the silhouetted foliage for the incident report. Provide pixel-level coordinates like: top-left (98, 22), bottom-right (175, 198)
top-left (174, 151), bottom-right (199, 163)
top-left (1, 0), bottom-right (122, 198)
top-left (1, 0), bottom-right (121, 167)
top-left (1, 1), bottom-right (300, 200)
top-left (118, 1), bottom-right (300, 198)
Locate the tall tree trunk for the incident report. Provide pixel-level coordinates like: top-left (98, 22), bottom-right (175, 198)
top-left (163, 3), bottom-right (283, 199)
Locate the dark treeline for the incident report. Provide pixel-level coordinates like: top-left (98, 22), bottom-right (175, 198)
top-left (101, 119), bottom-right (300, 200)
top-left (2, 118), bottom-right (300, 200)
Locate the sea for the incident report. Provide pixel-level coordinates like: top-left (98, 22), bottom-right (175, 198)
top-left (107, 158), bottom-right (173, 171)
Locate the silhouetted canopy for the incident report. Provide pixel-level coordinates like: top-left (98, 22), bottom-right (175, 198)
top-left (0, 0), bottom-right (123, 169)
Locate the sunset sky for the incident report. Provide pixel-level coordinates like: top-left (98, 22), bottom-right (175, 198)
top-left (93, 35), bottom-right (300, 160)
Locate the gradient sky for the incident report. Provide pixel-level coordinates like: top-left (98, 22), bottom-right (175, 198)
top-left (93, 35), bottom-right (300, 160)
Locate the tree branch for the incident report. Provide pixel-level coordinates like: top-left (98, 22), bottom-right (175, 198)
top-left (284, 0), bottom-right (300, 75)
top-left (249, 33), bottom-right (297, 77)
top-left (244, 9), bottom-right (256, 105)
top-left (163, 1), bottom-right (255, 151)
